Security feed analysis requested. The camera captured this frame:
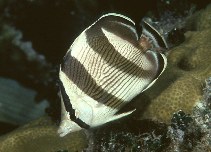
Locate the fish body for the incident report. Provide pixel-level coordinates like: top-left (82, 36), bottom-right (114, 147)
top-left (58, 13), bottom-right (167, 137)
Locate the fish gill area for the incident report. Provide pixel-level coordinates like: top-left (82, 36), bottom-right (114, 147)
top-left (0, 0), bottom-right (211, 152)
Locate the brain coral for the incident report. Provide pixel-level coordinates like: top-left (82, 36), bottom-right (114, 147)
top-left (136, 4), bottom-right (211, 123)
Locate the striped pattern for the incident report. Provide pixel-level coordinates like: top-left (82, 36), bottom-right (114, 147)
top-left (60, 13), bottom-right (165, 110)
top-left (58, 77), bottom-right (90, 129)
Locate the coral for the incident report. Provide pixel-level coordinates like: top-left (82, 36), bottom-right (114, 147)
top-left (0, 116), bottom-right (88, 152)
top-left (0, 77), bottom-right (48, 126)
top-left (90, 119), bottom-right (169, 152)
top-left (196, 4), bottom-right (211, 30)
top-left (166, 110), bottom-right (202, 152)
top-left (191, 77), bottom-right (211, 151)
top-left (0, 6), bottom-right (59, 122)
top-left (170, 110), bottom-right (193, 132)
top-left (137, 4), bottom-right (211, 123)
top-left (203, 77), bottom-right (211, 107)
top-left (165, 77), bottom-right (211, 152)
top-left (0, 23), bottom-right (55, 97)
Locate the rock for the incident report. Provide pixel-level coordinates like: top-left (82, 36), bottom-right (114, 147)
top-left (90, 119), bottom-right (169, 152)
top-left (0, 116), bottom-right (88, 152)
top-left (0, 77), bottom-right (48, 125)
top-left (196, 4), bottom-right (211, 30)
top-left (137, 4), bottom-right (211, 123)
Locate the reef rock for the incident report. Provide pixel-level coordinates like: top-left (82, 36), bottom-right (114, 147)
top-left (138, 4), bottom-right (211, 123)
top-left (0, 116), bottom-right (88, 152)
top-left (0, 77), bottom-right (48, 125)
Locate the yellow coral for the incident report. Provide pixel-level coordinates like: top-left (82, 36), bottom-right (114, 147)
top-left (0, 116), bottom-right (88, 152)
top-left (138, 6), bottom-right (211, 123)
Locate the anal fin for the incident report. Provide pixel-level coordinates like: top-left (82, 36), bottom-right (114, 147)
top-left (106, 109), bottom-right (136, 123)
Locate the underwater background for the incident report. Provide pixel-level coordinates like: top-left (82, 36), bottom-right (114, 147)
top-left (0, 0), bottom-right (211, 151)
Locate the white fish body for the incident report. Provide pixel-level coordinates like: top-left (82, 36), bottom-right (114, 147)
top-left (58, 13), bottom-right (167, 137)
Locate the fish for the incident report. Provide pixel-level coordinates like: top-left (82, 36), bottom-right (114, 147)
top-left (57, 13), bottom-right (167, 137)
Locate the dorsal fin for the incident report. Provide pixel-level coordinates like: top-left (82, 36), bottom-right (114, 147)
top-left (86, 13), bottom-right (139, 46)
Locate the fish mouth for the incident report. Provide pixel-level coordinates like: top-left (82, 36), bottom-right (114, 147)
top-left (141, 17), bottom-right (169, 51)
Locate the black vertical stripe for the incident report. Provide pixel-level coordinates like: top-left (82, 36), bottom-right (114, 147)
top-left (85, 28), bottom-right (153, 79)
top-left (98, 15), bottom-right (138, 42)
top-left (106, 58), bottom-right (143, 107)
top-left (58, 77), bottom-right (90, 129)
top-left (152, 52), bottom-right (165, 79)
top-left (61, 54), bottom-right (125, 106)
